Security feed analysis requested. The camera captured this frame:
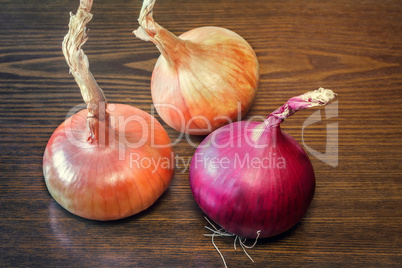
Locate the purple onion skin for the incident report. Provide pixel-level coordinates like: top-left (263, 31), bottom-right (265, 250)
top-left (189, 121), bottom-right (315, 239)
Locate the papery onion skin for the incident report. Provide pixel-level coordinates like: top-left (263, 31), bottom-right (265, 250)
top-left (189, 122), bottom-right (315, 238)
top-left (151, 27), bottom-right (259, 135)
top-left (43, 104), bottom-right (174, 221)
top-left (135, 0), bottom-right (259, 135)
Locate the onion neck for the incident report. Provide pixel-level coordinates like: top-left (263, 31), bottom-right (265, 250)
top-left (252, 88), bottom-right (336, 142)
top-left (62, 0), bottom-right (110, 144)
top-left (134, 0), bottom-right (193, 68)
top-left (151, 26), bottom-right (192, 68)
top-left (264, 87), bottom-right (336, 128)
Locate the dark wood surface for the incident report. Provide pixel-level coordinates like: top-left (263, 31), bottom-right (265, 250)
top-left (1, 0), bottom-right (401, 267)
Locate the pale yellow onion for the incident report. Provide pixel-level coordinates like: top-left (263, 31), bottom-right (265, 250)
top-left (134, 0), bottom-right (260, 135)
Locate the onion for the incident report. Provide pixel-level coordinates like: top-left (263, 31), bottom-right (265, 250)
top-left (133, 0), bottom-right (260, 135)
top-left (189, 88), bottom-right (336, 238)
top-left (43, 0), bottom-right (174, 221)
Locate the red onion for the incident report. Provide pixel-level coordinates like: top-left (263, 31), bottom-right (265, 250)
top-left (134, 0), bottom-right (259, 135)
top-left (43, 0), bottom-right (174, 221)
top-left (189, 88), bottom-right (336, 238)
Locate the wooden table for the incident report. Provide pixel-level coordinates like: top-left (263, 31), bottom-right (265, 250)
top-left (1, 0), bottom-right (401, 267)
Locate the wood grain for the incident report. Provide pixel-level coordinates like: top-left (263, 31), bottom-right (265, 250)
top-left (1, 0), bottom-right (401, 267)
